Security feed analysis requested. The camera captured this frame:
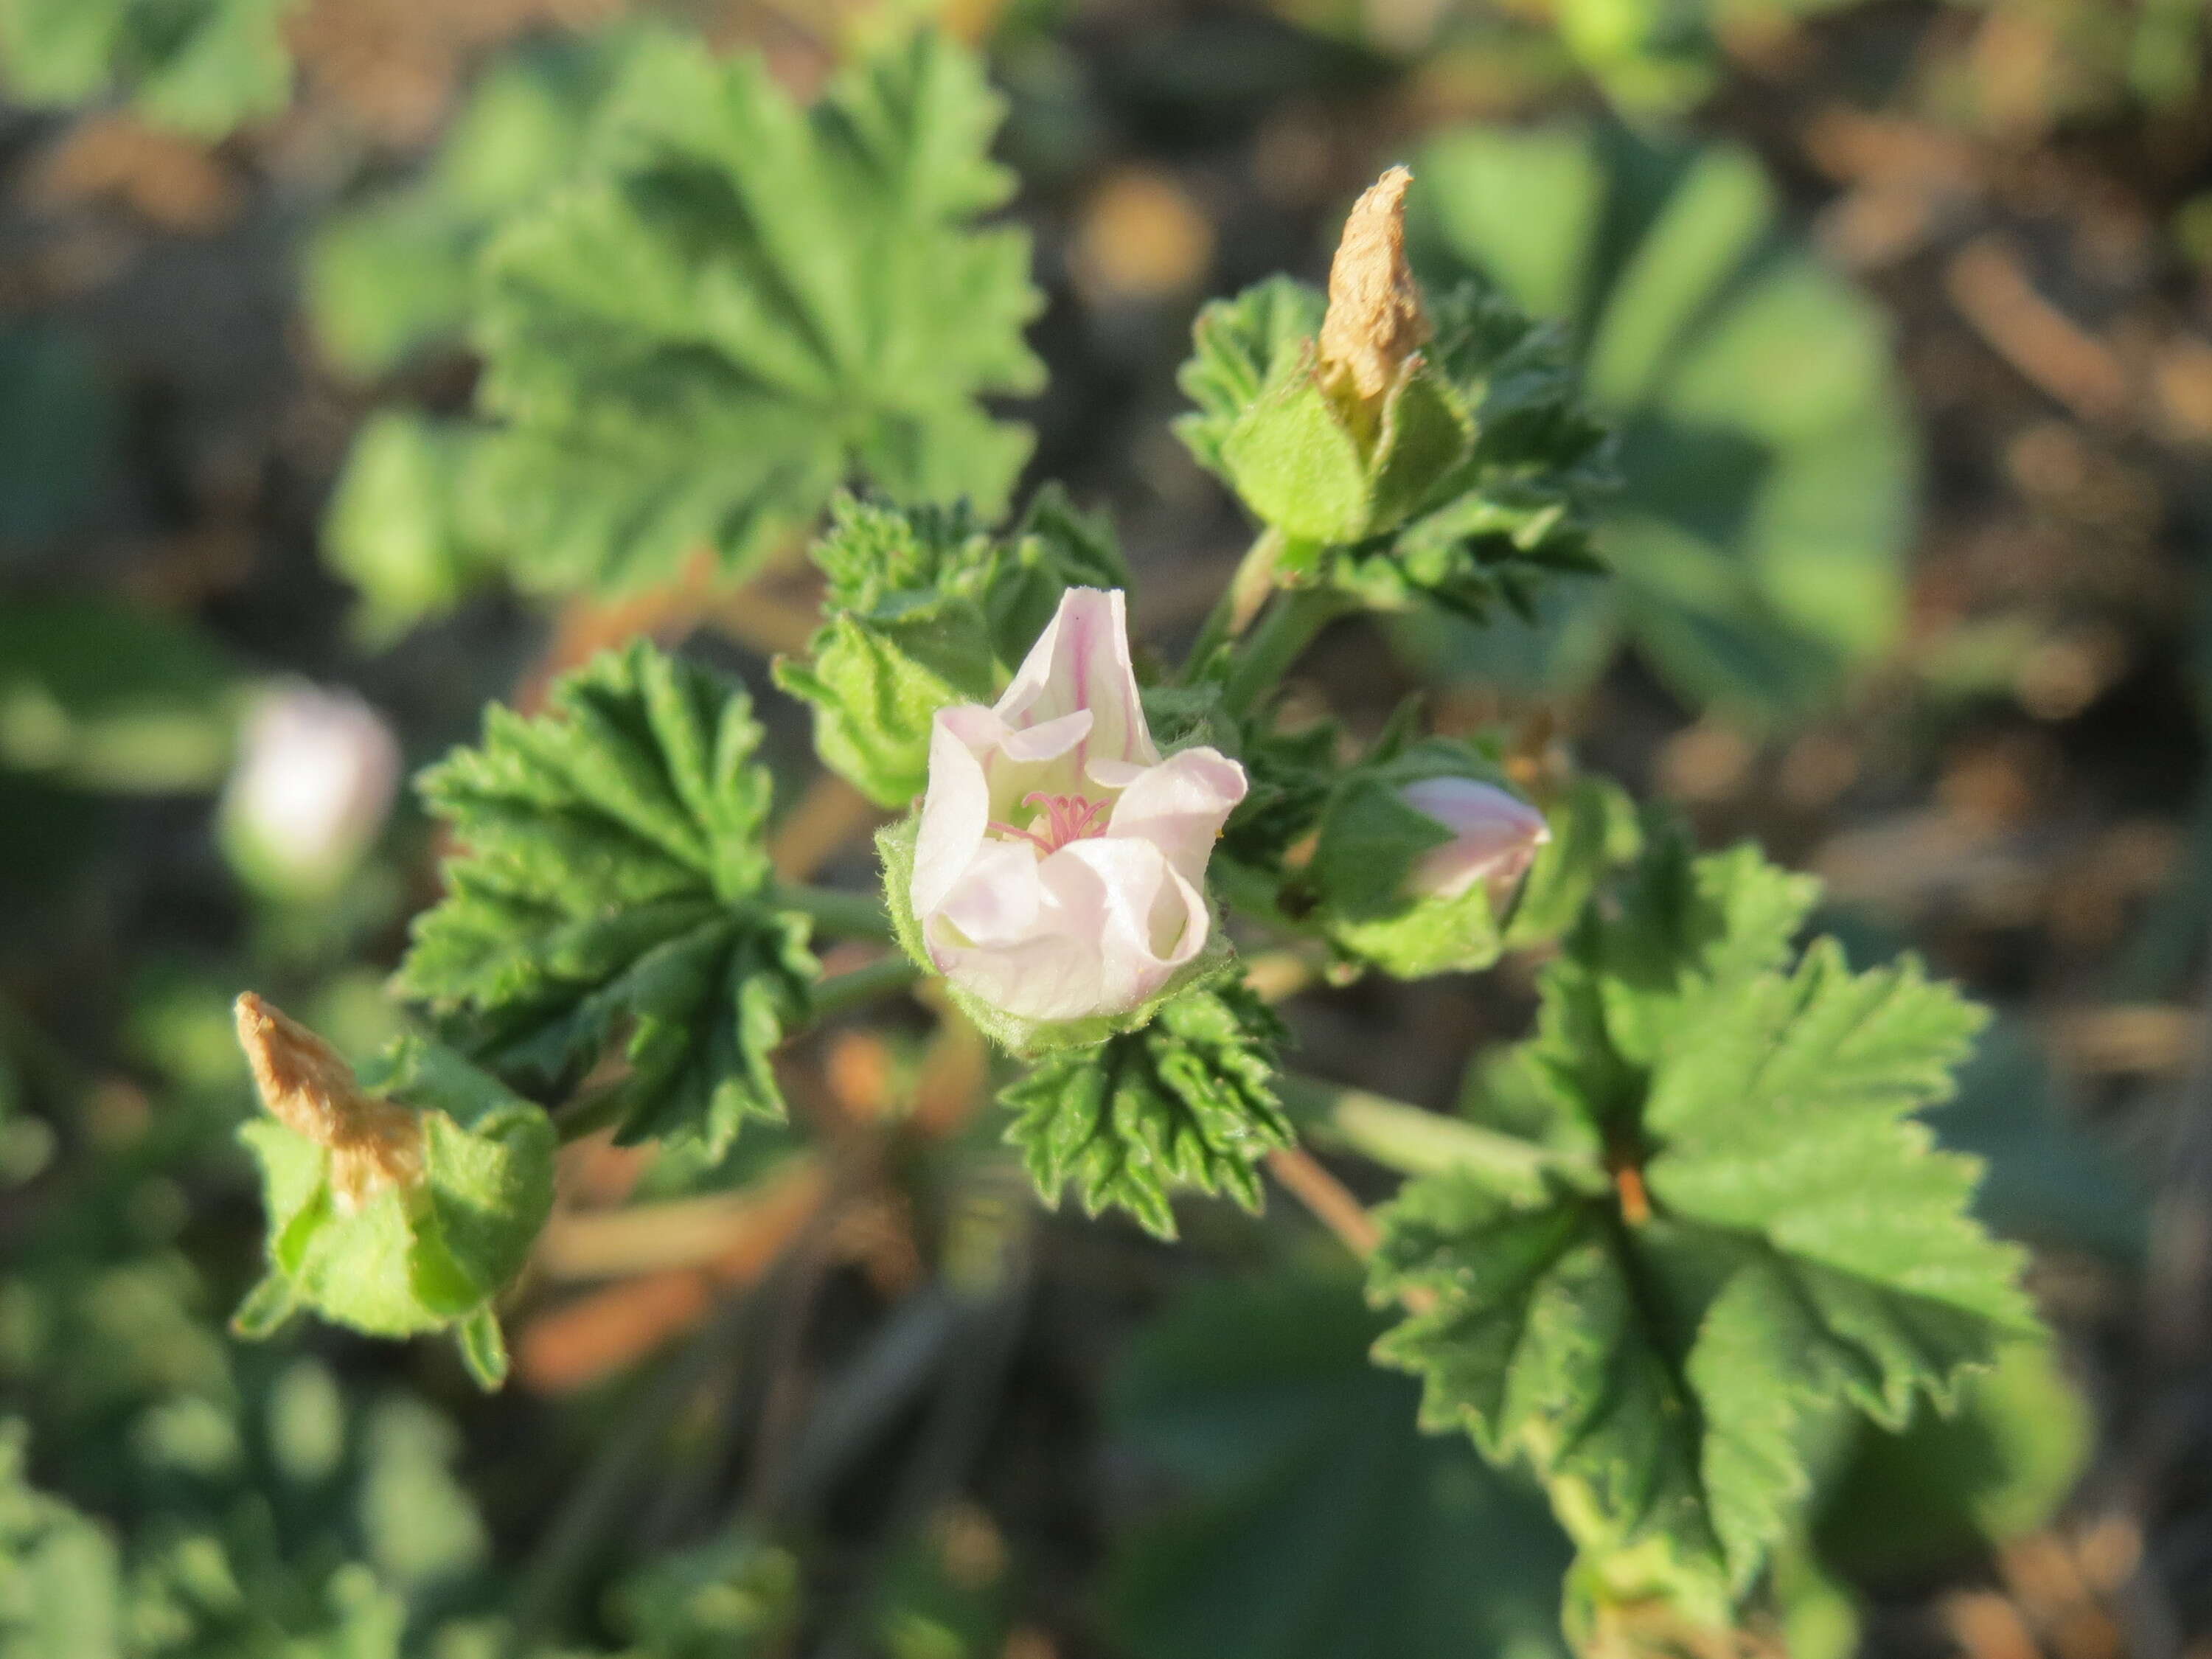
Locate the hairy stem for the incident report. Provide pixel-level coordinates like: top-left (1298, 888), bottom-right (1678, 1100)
top-left (1220, 586), bottom-right (1356, 719)
top-left (810, 954), bottom-right (923, 1020)
top-left (1184, 526), bottom-right (1287, 678)
top-left (1276, 1072), bottom-right (1602, 1192)
top-left (1265, 1145), bottom-right (1380, 1256)
top-left (776, 883), bottom-right (895, 942)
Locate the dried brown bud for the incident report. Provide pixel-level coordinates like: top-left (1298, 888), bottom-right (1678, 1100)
top-left (234, 992), bottom-right (423, 1211)
top-left (1318, 166), bottom-right (1429, 407)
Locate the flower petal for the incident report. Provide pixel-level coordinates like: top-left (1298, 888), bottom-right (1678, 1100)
top-left (1400, 776), bottom-right (1551, 901)
top-left (1055, 835), bottom-right (1209, 1011)
top-left (931, 838), bottom-right (1043, 947)
top-left (1105, 745), bottom-right (1248, 889)
top-left (994, 588), bottom-right (1158, 770)
top-left (912, 709), bottom-right (997, 918)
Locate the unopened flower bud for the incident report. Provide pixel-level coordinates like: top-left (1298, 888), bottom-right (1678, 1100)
top-left (223, 682), bottom-right (400, 896)
top-left (1400, 778), bottom-right (1549, 905)
top-left (1318, 165), bottom-right (1430, 409)
top-left (234, 992), bottom-right (422, 1211)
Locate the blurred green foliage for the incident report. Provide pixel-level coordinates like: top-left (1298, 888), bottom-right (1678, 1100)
top-left (0, 0), bottom-right (295, 137)
top-left (1399, 122), bottom-right (1916, 723)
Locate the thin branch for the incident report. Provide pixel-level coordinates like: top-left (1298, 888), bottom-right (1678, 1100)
top-left (777, 883), bottom-right (895, 943)
top-left (810, 955), bottom-right (922, 1020)
top-left (1266, 1144), bottom-right (1380, 1257)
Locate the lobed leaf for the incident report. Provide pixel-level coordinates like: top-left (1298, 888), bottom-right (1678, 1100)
top-left (774, 491), bottom-right (1127, 806)
top-left (1368, 838), bottom-right (2037, 1617)
top-left (998, 982), bottom-right (1295, 1239)
top-left (468, 27), bottom-right (1044, 596)
top-left (395, 641), bottom-right (815, 1156)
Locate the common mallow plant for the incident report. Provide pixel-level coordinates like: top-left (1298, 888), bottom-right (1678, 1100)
top-left (234, 31), bottom-right (2040, 1657)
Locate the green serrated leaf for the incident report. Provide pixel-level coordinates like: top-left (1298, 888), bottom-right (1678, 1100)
top-left (774, 491), bottom-right (1127, 807)
top-left (1368, 839), bottom-right (2038, 1618)
top-left (236, 1036), bottom-right (553, 1352)
top-left (466, 27), bottom-right (1044, 596)
top-left (305, 31), bottom-right (643, 378)
top-left (320, 414), bottom-right (501, 647)
top-left (998, 981), bottom-right (1295, 1239)
top-left (395, 641), bottom-right (816, 1156)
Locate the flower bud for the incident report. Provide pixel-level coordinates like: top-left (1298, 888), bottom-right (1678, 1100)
top-left (1318, 165), bottom-right (1430, 411)
top-left (222, 681), bottom-right (401, 896)
top-left (1399, 777), bottom-right (1549, 905)
top-left (911, 588), bottom-right (1247, 1031)
top-left (234, 992), bottom-right (422, 1211)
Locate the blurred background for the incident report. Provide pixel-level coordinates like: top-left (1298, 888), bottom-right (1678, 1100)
top-left (0, 0), bottom-right (2205, 1654)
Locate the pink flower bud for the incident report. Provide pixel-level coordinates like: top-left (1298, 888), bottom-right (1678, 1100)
top-left (911, 588), bottom-right (1248, 1026)
top-left (1399, 777), bottom-right (1549, 905)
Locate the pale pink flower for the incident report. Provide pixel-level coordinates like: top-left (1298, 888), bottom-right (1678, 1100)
top-left (1399, 777), bottom-right (1549, 904)
top-left (911, 588), bottom-right (1247, 1026)
top-left (223, 681), bottom-right (401, 894)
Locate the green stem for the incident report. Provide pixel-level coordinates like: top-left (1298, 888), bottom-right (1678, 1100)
top-left (1183, 526), bottom-right (1287, 681)
top-left (809, 955), bottom-right (922, 1020)
top-left (1276, 1073), bottom-right (1604, 1192)
top-left (1220, 587), bottom-right (1355, 720)
top-left (553, 1082), bottom-right (630, 1146)
top-left (776, 883), bottom-right (894, 942)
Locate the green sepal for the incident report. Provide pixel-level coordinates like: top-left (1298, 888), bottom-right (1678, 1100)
top-left (395, 640), bottom-right (816, 1158)
top-left (874, 813), bottom-right (1236, 1057)
top-left (455, 1307), bottom-right (511, 1393)
top-left (1217, 346), bottom-right (1374, 543)
top-left (775, 493), bottom-right (1127, 807)
top-left (774, 611), bottom-right (993, 807)
top-left (998, 981), bottom-right (1295, 1239)
top-left (227, 1272), bottom-right (300, 1341)
top-left (1180, 274), bottom-right (1610, 622)
top-left (234, 1034), bottom-right (554, 1367)
top-left (1215, 343), bottom-right (1476, 547)
top-left (1366, 837), bottom-right (2040, 1618)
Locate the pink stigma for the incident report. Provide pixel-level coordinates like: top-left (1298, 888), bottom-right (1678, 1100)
top-left (990, 791), bottom-right (1110, 855)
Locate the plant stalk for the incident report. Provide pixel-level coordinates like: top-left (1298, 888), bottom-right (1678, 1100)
top-left (809, 954), bottom-right (923, 1020)
top-left (1183, 526), bottom-right (1287, 679)
top-left (776, 883), bottom-right (894, 942)
top-left (1220, 586), bottom-right (1356, 719)
top-left (1276, 1072), bottom-right (1601, 1192)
